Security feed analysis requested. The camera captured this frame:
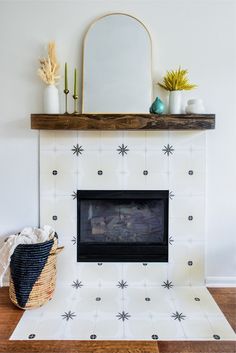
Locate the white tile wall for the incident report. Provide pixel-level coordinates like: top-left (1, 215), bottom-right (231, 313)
top-left (10, 130), bottom-right (236, 341)
top-left (39, 130), bottom-right (206, 274)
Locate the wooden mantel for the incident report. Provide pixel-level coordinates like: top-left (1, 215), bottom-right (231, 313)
top-left (31, 113), bottom-right (215, 130)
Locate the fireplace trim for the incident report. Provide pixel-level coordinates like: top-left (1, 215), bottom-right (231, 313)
top-left (77, 190), bottom-right (169, 262)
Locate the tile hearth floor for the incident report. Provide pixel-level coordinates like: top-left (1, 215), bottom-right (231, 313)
top-left (10, 265), bottom-right (236, 341)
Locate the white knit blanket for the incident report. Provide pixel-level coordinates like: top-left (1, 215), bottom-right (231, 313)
top-left (0, 225), bottom-right (55, 287)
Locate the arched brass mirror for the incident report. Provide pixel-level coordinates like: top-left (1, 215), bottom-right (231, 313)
top-left (82, 13), bottom-right (152, 113)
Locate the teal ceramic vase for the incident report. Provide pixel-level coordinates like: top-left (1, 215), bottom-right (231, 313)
top-left (149, 97), bottom-right (165, 114)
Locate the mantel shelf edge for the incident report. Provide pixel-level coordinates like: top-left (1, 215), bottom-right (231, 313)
top-left (31, 113), bottom-right (215, 130)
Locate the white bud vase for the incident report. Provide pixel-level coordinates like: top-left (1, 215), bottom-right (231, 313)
top-left (169, 90), bottom-right (182, 114)
top-left (43, 84), bottom-right (60, 114)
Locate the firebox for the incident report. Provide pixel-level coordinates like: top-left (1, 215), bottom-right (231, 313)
top-left (77, 190), bottom-right (169, 262)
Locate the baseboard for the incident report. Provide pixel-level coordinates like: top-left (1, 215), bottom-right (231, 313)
top-left (206, 276), bottom-right (236, 287)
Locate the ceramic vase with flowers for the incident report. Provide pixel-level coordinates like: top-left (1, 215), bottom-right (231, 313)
top-left (158, 67), bottom-right (197, 114)
top-left (38, 41), bottom-right (60, 114)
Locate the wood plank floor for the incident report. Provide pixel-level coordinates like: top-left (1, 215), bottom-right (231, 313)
top-left (0, 287), bottom-right (235, 353)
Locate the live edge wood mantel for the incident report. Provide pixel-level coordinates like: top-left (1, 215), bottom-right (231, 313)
top-left (31, 113), bottom-right (215, 130)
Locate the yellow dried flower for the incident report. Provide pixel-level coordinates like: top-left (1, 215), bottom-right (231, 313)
top-left (38, 41), bottom-right (60, 85)
top-left (158, 67), bottom-right (197, 91)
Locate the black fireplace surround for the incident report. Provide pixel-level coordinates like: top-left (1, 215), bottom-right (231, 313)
top-left (77, 190), bottom-right (169, 262)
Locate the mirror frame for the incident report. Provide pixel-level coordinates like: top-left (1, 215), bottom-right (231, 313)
top-left (81, 12), bottom-right (153, 114)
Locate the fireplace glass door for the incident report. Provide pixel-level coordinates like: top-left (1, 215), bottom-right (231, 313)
top-left (77, 190), bottom-right (169, 262)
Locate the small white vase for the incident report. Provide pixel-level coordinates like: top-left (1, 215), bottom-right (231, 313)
top-left (185, 99), bottom-right (205, 114)
top-left (43, 84), bottom-right (60, 114)
top-left (169, 90), bottom-right (182, 114)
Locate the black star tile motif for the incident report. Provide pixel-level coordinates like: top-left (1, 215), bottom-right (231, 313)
top-left (71, 236), bottom-right (76, 245)
top-left (116, 311), bottom-right (131, 321)
top-left (171, 311), bottom-right (186, 322)
top-left (96, 297), bottom-right (101, 301)
top-left (194, 297), bottom-right (200, 301)
top-left (61, 311), bottom-right (76, 321)
top-left (169, 236), bottom-right (174, 245)
top-left (72, 280), bottom-right (83, 289)
top-left (188, 261), bottom-right (193, 266)
top-left (169, 191), bottom-right (175, 200)
top-left (90, 334), bottom-right (97, 339)
top-left (162, 144), bottom-right (174, 156)
top-left (145, 297), bottom-right (151, 301)
top-left (188, 170), bottom-right (194, 175)
top-left (117, 280), bottom-right (128, 289)
top-left (52, 170), bottom-right (58, 175)
top-left (72, 144), bottom-right (84, 156)
top-left (143, 170), bottom-right (148, 175)
top-left (52, 215), bottom-right (57, 221)
top-left (117, 144), bottom-right (129, 156)
top-left (162, 280), bottom-right (174, 289)
top-left (71, 191), bottom-right (77, 200)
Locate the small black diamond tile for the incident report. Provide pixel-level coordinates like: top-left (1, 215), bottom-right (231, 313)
top-left (52, 170), bottom-right (58, 175)
top-left (143, 263), bottom-right (148, 266)
top-left (52, 216), bottom-right (57, 221)
top-left (28, 334), bottom-right (35, 339)
top-left (188, 216), bottom-right (193, 221)
top-left (188, 170), bottom-right (193, 175)
top-left (188, 261), bottom-right (193, 266)
top-left (90, 334), bottom-right (97, 339)
top-left (152, 334), bottom-right (159, 340)
top-left (98, 263), bottom-right (103, 266)
top-left (145, 297), bottom-right (151, 301)
top-left (143, 170), bottom-right (148, 175)
top-left (96, 297), bottom-right (101, 301)
top-left (98, 170), bottom-right (103, 175)
top-left (194, 297), bottom-right (200, 301)
top-left (213, 334), bottom-right (220, 340)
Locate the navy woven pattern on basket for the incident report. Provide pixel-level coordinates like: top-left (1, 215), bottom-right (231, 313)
top-left (10, 239), bottom-right (54, 308)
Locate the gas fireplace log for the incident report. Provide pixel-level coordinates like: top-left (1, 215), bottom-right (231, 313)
top-left (91, 217), bottom-right (106, 235)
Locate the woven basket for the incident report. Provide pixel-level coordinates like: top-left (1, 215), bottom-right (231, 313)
top-left (9, 236), bottom-right (63, 310)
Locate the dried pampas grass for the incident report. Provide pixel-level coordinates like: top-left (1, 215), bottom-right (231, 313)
top-left (38, 41), bottom-right (60, 85)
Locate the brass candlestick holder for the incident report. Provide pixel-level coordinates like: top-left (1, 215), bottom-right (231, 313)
top-left (64, 89), bottom-right (69, 114)
top-left (73, 94), bottom-right (79, 114)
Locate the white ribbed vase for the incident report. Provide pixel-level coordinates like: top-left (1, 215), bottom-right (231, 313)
top-left (43, 85), bottom-right (60, 114)
top-left (169, 90), bottom-right (182, 114)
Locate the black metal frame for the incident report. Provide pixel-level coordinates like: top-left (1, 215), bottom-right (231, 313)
top-left (77, 190), bottom-right (169, 262)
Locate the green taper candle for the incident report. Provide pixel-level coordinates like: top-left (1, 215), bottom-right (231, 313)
top-left (74, 68), bottom-right (77, 96)
top-left (65, 62), bottom-right (68, 91)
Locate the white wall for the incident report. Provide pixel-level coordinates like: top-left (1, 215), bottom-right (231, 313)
top-left (0, 0), bottom-right (235, 284)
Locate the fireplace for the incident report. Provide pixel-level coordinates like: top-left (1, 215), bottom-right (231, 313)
top-left (77, 190), bottom-right (169, 262)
